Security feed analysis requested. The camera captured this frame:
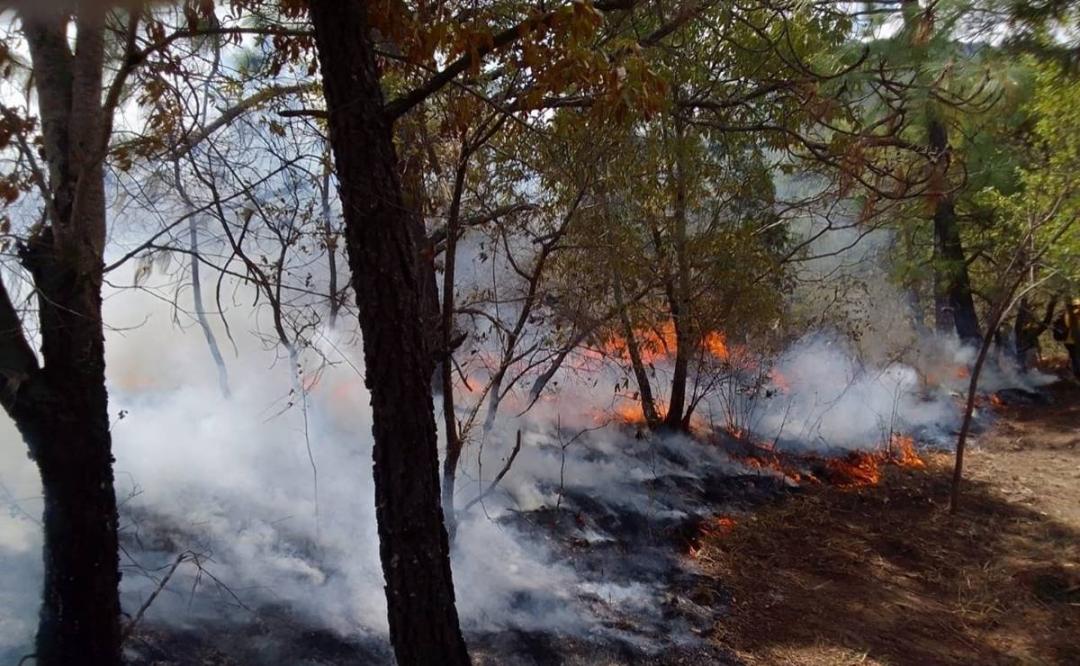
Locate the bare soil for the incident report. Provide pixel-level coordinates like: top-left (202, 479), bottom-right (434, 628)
top-left (698, 372), bottom-right (1080, 666)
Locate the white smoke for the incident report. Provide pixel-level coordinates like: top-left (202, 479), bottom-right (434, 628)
top-left (0, 267), bottom-right (606, 661)
top-left (0, 198), bottom-right (1060, 663)
top-left (745, 334), bottom-right (956, 449)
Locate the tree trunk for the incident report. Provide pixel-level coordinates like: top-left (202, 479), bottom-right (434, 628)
top-left (663, 308), bottom-right (691, 431)
top-left (189, 216), bottom-right (231, 398)
top-left (933, 197), bottom-right (981, 343)
top-left (321, 165), bottom-right (342, 327)
top-left (613, 275), bottom-right (661, 428)
top-left (440, 152), bottom-right (468, 535)
top-left (661, 114), bottom-right (692, 432)
top-left (949, 321), bottom-right (993, 513)
top-left (32, 277), bottom-right (119, 666)
top-left (5, 233), bottom-right (121, 666)
top-left (307, 2), bottom-right (470, 664)
top-left (398, 111), bottom-right (442, 381)
top-left (928, 118), bottom-right (980, 344)
top-left (0, 9), bottom-right (124, 664)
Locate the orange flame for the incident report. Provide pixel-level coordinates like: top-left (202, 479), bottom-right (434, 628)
top-left (600, 321), bottom-right (731, 365)
top-left (824, 451), bottom-right (882, 488)
top-left (703, 331), bottom-right (729, 360)
top-left (769, 368), bottom-right (791, 393)
top-left (688, 515), bottom-right (738, 559)
top-left (889, 433), bottom-right (926, 469)
top-left (723, 430), bottom-right (925, 490)
top-left (823, 433), bottom-right (924, 488)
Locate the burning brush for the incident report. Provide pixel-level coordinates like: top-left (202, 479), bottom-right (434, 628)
top-left (687, 516), bottom-right (738, 560)
top-left (721, 431), bottom-right (927, 490)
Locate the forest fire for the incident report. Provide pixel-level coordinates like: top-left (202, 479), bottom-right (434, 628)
top-left (721, 433), bottom-right (806, 484)
top-left (612, 401), bottom-right (650, 425)
top-left (821, 433), bottom-right (926, 488)
top-left (889, 433), bottom-right (926, 469)
top-left (1, 0), bottom-right (1072, 663)
top-left (769, 368), bottom-right (791, 393)
top-left (823, 451), bottom-right (883, 487)
top-left (600, 321), bottom-right (731, 364)
top-left (721, 430), bottom-right (926, 490)
top-left (687, 515), bottom-right (738, 559)
top-left (703, 331), bottom-right (729, 360)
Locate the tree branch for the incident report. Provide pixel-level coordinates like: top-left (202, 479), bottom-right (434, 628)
top-left (171, 83), bottom-right (316, 158)
top-left (0, 272), bottom-right (41, 414)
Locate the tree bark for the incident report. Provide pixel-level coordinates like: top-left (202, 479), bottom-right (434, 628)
top-left (440, 151), bottom-right (468, 535)
top-left (397, 111), bottom-right (442, 380)
top-left (928, 118), bottom-right (981, 344)
top-left (661, 114), bottom-right (692, 432)
top-left (189, 219), bottom-right (231, 397)
top-left (307, 2), bottom-right (470, 664)
top-left (0, 8), bottom-right (123, 664)
top-left (19, 234), bottom-right (120, 665)
top-left (613, 275), bottom-right (661, 429)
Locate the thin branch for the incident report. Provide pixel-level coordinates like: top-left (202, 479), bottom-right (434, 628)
top-left (462, 430), bottom-right (523, 512)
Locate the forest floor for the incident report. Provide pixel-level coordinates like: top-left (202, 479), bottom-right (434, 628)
top-left (698, 366), bottom-right (1080, 666)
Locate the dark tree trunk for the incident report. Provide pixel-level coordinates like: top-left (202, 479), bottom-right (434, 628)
top-left (928, 118), bottom-right (980, 344)
top-left (1014, 296), bottom-right (1057, 371)
top-left (22, 235), bottom-right (120, 666)
top-left (0, 9), bottom-right (124, 664)
top-left (307, 2), bottom-right (470, 664)
top-left (661, 114), bottom-right (692, 432)
top-left (662, 306), bottom-right (691, 431)
top-left (1, 236), bottom-right (121, 666)
top-left (398, 112), bottom-right (443, 381)
top-left (933, 197), bottom-right (981, 343)
top-left (613, 276), bottom-right (661, 428)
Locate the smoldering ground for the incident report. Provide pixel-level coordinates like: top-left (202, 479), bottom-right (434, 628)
top-left (0, 221), bottom-right (1052, 664)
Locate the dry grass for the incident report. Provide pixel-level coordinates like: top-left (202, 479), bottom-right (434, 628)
top-left (696, 449), bottom-right (1080, 666)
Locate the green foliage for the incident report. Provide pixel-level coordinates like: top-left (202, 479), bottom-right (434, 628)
top-left (980, 60), bottom-right (1080, 292)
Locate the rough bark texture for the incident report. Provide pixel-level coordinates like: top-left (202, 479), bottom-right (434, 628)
top-left (0, 9), bottom-right (123, 664)
top-left (19, 234), bottom-right (120, 666)
top-left (398, 112), bottom-right (443, 380)
top-left (307, 2), bottom-right (470, 664)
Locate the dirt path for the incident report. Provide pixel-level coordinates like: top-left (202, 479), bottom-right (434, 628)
top-left (698, 376), bottom-right (1080, 666)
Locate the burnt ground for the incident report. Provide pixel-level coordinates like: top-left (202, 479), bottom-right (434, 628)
top-left (121, 372), bottom-right (1076, 665)
top-left (125, 435), bottom-right (781, 666)
top-left (698, 371), bottom-right (1080, 666)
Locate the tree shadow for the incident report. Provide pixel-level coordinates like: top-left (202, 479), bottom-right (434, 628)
top-left (700, 465), bottom-right (1080, 665)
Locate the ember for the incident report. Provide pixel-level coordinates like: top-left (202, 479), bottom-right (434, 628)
top-left (688, 515), bottom-right (738, 559)
top-left (723, 437), bottom-right (805, 485)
